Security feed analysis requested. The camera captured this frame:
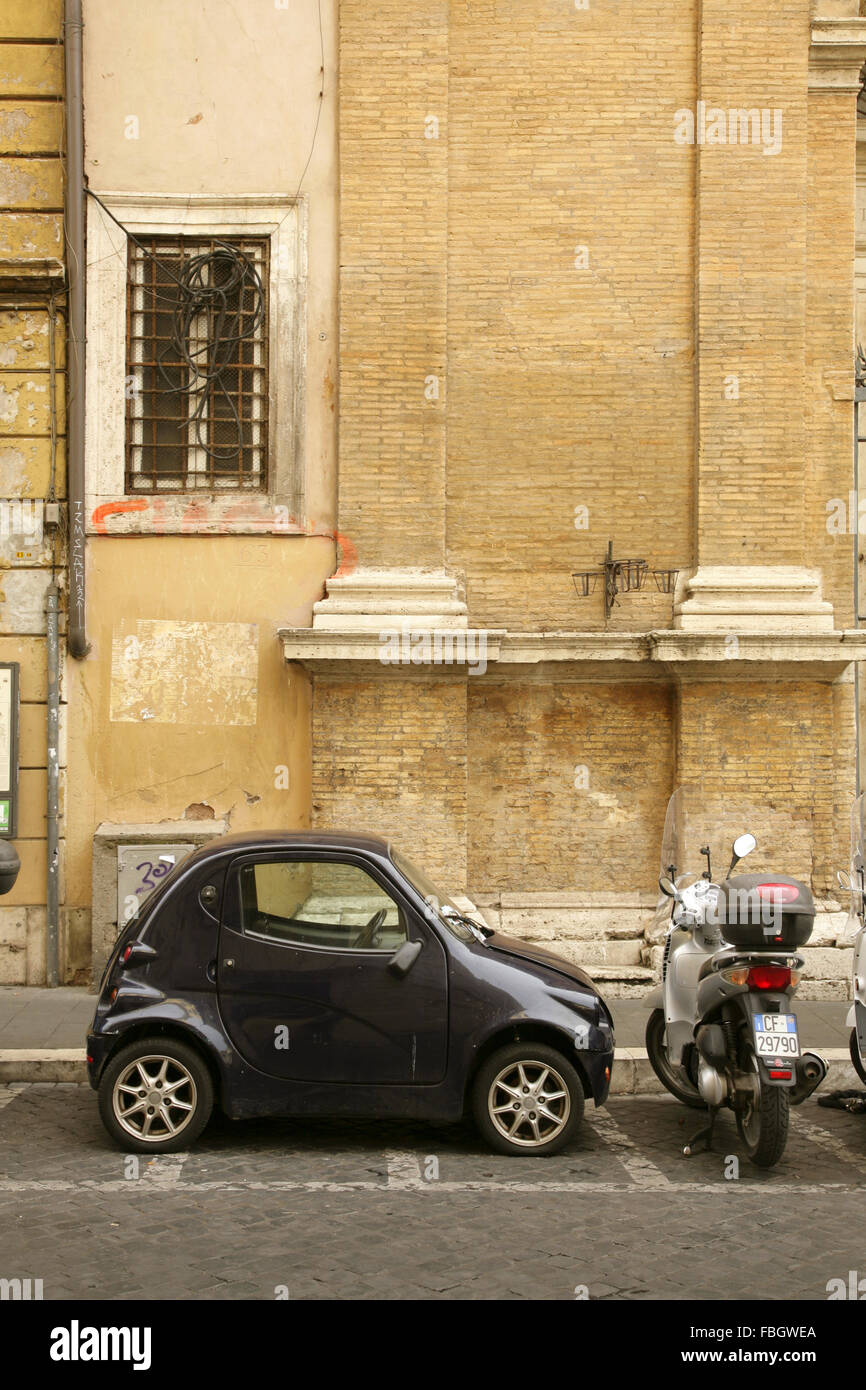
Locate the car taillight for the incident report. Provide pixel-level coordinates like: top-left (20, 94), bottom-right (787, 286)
top-left (756, 883), bottom-right (799, 903)
top-left (748, 965), bottom-right (792, 991)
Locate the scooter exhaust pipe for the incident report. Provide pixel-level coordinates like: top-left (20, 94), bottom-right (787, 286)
top-left (695, 1025), bottom-right (727, 1106)
top-left (789, 1051), bottom-right (828, 1106)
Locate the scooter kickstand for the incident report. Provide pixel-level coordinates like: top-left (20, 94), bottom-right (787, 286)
top-left (683, 1106), bottom-right (717, 1158)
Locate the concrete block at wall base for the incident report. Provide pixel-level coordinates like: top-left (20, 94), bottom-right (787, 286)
top-left (795, 979), bottom-right (851, 1000)
top-left (64, 906), bottom-right (91, 980)
top-left (25, 906), bottom-right (45, 984)
top-left (0, 906), bottom-right (27, 983)
top-left (800, 947), bottom-right (854, 979)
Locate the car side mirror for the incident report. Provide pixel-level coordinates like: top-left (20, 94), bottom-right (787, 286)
top-left (388, 939), bottom-right (422, 977)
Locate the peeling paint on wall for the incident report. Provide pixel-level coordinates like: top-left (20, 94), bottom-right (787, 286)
top-left (110, 620), bottom-right (258, 726)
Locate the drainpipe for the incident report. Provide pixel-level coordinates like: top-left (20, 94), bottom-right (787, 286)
top-left (46, 584), bottom-right (61, 987)
top-left (64, 0), bottom-right (89, 659)
top-left (856, 393), bottom-right (861, 797)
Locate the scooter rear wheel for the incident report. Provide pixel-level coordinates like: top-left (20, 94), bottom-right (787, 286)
top-left (736, 1041), bottom-right (789, 1169)
top-left (850, 1028), bottom-right (866, 1086)
top-left (645, 1009), bottom-right (705, 1109)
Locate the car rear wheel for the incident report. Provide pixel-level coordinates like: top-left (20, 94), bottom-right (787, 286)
top-left (472, 1042), bottom-right (584, 1156)
top-left (98, 1038), bottom-right (213, 1153)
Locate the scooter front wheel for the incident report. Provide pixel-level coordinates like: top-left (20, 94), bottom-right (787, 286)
top-left (645, 1009), bottom-right (705, 1109)
top-left (736, 1042), bottom-right (789, 1169)
top-left (850, 1028), bottom-right (866, 1086)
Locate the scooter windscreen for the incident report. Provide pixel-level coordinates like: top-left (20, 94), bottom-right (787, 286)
top-left (656, 782), bottom-right (815, 935)
top-left (845, 792), bottom-right (866, 941)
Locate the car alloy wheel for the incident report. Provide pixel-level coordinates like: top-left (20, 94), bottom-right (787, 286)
top-left (112, 1053), bottom-right (198, 1143)
top-left (487, 1058), bottom-right (571, 1148)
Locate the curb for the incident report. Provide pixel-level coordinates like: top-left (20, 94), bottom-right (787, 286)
top-left (0, 1050), bottom-right (87, 1083)
top-left (0, 1047), bottom-right (859, 1092)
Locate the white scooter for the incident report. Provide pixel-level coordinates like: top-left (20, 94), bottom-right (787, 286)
top-left (645, 785), bottom-right (827, 1169)
top-left (836, 793), bottom-right (866, 1086)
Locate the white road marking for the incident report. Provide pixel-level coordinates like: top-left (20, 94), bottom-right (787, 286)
top-left (0, 1085), bottom-right (26, 1113)
top-left (141, 1153), bottom-right (189, 1186)
top-left (0, 1177), bottom-right (859, 1196)
top-left (386, 1151), bottom-right (424, 1188)
top-left (590, 1107), bottom-right (673, 1188)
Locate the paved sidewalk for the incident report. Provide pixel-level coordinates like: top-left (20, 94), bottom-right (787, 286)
top-left (0, 986), bottom-right (851, 1049)
top-left (0, 987), bottom-right (94, 1048)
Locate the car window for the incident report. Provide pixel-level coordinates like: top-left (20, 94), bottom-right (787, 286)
top-left (238, 859), bottom-right (407, 951)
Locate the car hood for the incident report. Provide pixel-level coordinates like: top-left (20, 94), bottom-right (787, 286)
top-left (484, 932), bottom-right (598, 994)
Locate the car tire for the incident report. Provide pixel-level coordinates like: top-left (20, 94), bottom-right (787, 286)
top-left (472, 1042), bottom-right (585, 1157)
top-left (98, 1037), bottom-right (214, 1153)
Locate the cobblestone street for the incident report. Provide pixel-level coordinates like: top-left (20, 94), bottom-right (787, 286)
top-left (2, 1083), bottom-right (865, 1301)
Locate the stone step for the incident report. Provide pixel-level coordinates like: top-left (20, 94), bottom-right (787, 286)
top-left (579, 963), bottom-right (656, 981)
top-left (536, 938), bottom-right (645, 968)
top-left (577, 963), bottom-right (657, 999)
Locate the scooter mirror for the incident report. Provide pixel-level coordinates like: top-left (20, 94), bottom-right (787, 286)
top-left (732, 833), bottom-right (756, 862)
top-left (658, 875), bottom-right (678, 899)
top-left (838, 869), bottom-right (852, 891)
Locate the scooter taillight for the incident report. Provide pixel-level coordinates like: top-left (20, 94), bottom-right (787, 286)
top-left (756, 883), bottom-right (799, 904)
top-left (747, 965), bottom-right (792, 991)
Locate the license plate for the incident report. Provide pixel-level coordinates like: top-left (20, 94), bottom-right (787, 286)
top-left (753, 1014), bottom-right (800, 1059)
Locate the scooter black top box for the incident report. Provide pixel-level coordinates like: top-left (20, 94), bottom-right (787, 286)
top-left (713, 873), bottom-right (815, 950)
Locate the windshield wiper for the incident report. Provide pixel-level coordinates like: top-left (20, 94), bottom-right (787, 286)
top-left (441, 906), bottom-right (492, 941)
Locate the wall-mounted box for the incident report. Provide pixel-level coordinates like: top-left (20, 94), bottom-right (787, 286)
top-left (91, 819), bottom-right (228, 983)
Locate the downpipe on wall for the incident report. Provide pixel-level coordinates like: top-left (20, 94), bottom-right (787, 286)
top-left (46, 584), bottom-right (61, 988)
top-left (64, 0), bottom-right (89, 661)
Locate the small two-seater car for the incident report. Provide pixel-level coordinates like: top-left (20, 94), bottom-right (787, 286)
top-left (88, 831), bottom-right (614, 1156)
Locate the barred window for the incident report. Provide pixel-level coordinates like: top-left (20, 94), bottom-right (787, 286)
top-left (125, 235), bottom-right (269, 492)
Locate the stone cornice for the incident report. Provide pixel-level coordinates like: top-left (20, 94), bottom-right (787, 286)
top-left (809, 17), bottom-right (866, 90)
top-left (278, 626), bottom-right (866, 678)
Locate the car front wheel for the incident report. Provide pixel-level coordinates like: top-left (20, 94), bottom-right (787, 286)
top-left (98, 1037), bottom-right (213, 1153)
top-left (472, 1042), bottom-right (584, 1156)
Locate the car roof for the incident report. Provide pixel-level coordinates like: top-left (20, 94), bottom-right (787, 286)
top-left (184, 829), bottom-right (395, 863)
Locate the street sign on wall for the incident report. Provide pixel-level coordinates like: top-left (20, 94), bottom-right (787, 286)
top-left (0, 664), bottom-right (19, 838)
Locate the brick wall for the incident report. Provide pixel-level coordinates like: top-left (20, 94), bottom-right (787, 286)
top-left (312, 677), bottom-right (467, 886)
top-left (676, 680), bottom-right (843, 896)
top-left (467, 679), bottom-right (673, 893)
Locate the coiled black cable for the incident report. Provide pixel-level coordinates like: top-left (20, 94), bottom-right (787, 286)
top-left (156, 240), bottom-right (266, 464)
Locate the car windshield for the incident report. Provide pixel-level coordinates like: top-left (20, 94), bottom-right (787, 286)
top-left (389, 848), bottom-right (478, 943)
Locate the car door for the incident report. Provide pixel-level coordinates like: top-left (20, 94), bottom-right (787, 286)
top-left (216, 851), bottom-right (449, 1084)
